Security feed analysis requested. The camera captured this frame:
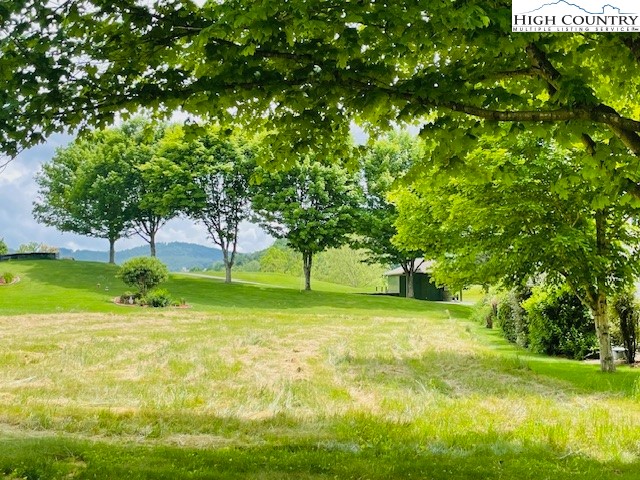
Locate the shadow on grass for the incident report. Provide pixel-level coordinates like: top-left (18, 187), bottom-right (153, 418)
top-left (469, 324), bottom-right (640, 396)
top-left (0, 427), bottom-right (634, 479)
top-left (334, 328), bottom-right (640, 398)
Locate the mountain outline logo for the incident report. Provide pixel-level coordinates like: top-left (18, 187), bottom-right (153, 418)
top-left (519, 1), bottom-right (633, 15)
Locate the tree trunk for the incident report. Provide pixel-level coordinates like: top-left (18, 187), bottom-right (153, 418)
top-left (222, 249), bottom-right (232, 284)
top-left (149, 231), bottom-right (156, 257)
top-left (303, 252), bottom-right (312, 291)
top-left (225, 262), bottom-right (232, 283)
top-left (594, 208), bottom-right (615, 372)
top-left (406, 270), bottom-right (414, 298)
top-left (594, 292), bottom-right (615, 372)
top-left (108, 238), bottom-right (116, 264)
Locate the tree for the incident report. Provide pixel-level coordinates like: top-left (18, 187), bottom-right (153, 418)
top-left (394, 133), bottom-right (640, 372)
top-left (33, 120), bottom-right (177, 262)
top-left (356, 131), bottom-right (426, 298)
top-left (15, 242), bottom-right (38, 253)
top-left (4, 2), bottom-right (640, 180)
top-left (314, 246), bottom-right (387, 289)
top-left (33, 129), bottom-right (136, 264)
top-left (259, 240), bottom-right (302, 276)
top-left (152, 125), bottom-right (255, 283)
top-left (121, 119), bottom-right (180, 257)
top-left (117, 256), bottom-right (169, 296)
top-left (612, 290), bottom-right (639, 365)
top-left (0, 239), bottom-right (7, 255)
top-left (252, 156), bottom-right (361, 290)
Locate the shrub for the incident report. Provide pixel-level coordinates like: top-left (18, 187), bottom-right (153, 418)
top-left (496, 288), bottom-right (530, 347)
top-left (612, 290), bottom-right (639, 364)
top-left (471, 294), bottom-right (497, 329)
top-left (141, 288), bottom-right (173, 308)
top-left (522, 285), bottom-right (596, 360)
top-left (117, 257), bottom-right (169, 295)
top-left (1, 272), bottom-right (14, 284)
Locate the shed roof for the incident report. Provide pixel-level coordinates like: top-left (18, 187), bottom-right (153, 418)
top-left (384, 259), bottom-right (434, 276)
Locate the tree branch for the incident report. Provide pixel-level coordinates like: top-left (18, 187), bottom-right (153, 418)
top-left (525, 43), bottom-right (561, 95)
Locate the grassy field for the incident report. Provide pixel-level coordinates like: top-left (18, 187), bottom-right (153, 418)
top-left (1, 259), bottom-right (640, 478)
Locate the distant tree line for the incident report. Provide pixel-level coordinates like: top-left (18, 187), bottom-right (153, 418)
top-left (210, 240), bottom-right (387, 290)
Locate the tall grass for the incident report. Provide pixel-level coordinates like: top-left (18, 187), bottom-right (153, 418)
top-left (1, 309), bottom-right (639, 465)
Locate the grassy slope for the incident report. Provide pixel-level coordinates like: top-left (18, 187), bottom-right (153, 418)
top-left (1, 260), bottom-right (640, 478)
top-left (191, 270), bottom-right (370, 293)
top-left (0, 260), bottom-right (462, 318)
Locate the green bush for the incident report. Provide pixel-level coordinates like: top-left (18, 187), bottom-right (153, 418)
top-left (2, 272), bottom-right (14, 284)
top-left (612, 290), bottom-right (639, 364)
top-left (141, 288), bottom-right (173, 308)
top-left (522, 285), bottom-right (596, 360)
top-left (117, 257), bottom-right (169, 295)
top-left (497, 289), bottom-right (530, 348)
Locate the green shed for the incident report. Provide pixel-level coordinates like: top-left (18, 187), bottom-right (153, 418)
top-left (384, 260), bottom-right (448, 301)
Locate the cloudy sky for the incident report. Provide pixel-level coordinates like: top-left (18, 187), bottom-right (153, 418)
top-left (0, 134), bottom-right (274, 253)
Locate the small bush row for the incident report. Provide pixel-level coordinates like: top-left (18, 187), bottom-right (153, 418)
top-left (477, 284), bottom-right (596, 360)
top-left (478, 284), bottom-right (640, 363)
top-left (523, 286), bottom-right (596, 360)
top-left (497, 288), bottom-right (530, 348)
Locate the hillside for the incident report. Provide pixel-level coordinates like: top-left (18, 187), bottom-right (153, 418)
top-left (58, 241), bottom-right (223, 271)
top-left (0, 259), bottom-right (445, 316)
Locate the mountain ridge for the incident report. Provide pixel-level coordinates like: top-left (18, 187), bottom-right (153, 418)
top-left (58, 242), bottom-right (224, 271)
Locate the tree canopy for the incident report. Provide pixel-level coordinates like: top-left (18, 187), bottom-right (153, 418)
top-left (33, 128), bottom-right (136, 263)
top-left (33, 120), bottom-right (177, 262)
top-left (394, 132), bottom-right (640, 371)
top-left (150, 125), bottom-right (255, 283)
top-left (3, 1), bottom-right (640, 172)
top-left (121, 119), bottom-right (180, 257)
top-left (251, 156), bottom-right (361, 290)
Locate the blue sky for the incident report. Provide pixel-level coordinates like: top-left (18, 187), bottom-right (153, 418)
top-left (0, 134), bottom-right (274, 253)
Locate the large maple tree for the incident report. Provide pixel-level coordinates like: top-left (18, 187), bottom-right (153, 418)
top-left (2, 1), bottom-right (640, 166)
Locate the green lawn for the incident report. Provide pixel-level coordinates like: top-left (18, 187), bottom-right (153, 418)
top-left (1, 259), bottom-right (640, 478)
top-left (0, 260), bottom-right (464, 318)
top-left (190, 270), bottom-right (372, 293)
